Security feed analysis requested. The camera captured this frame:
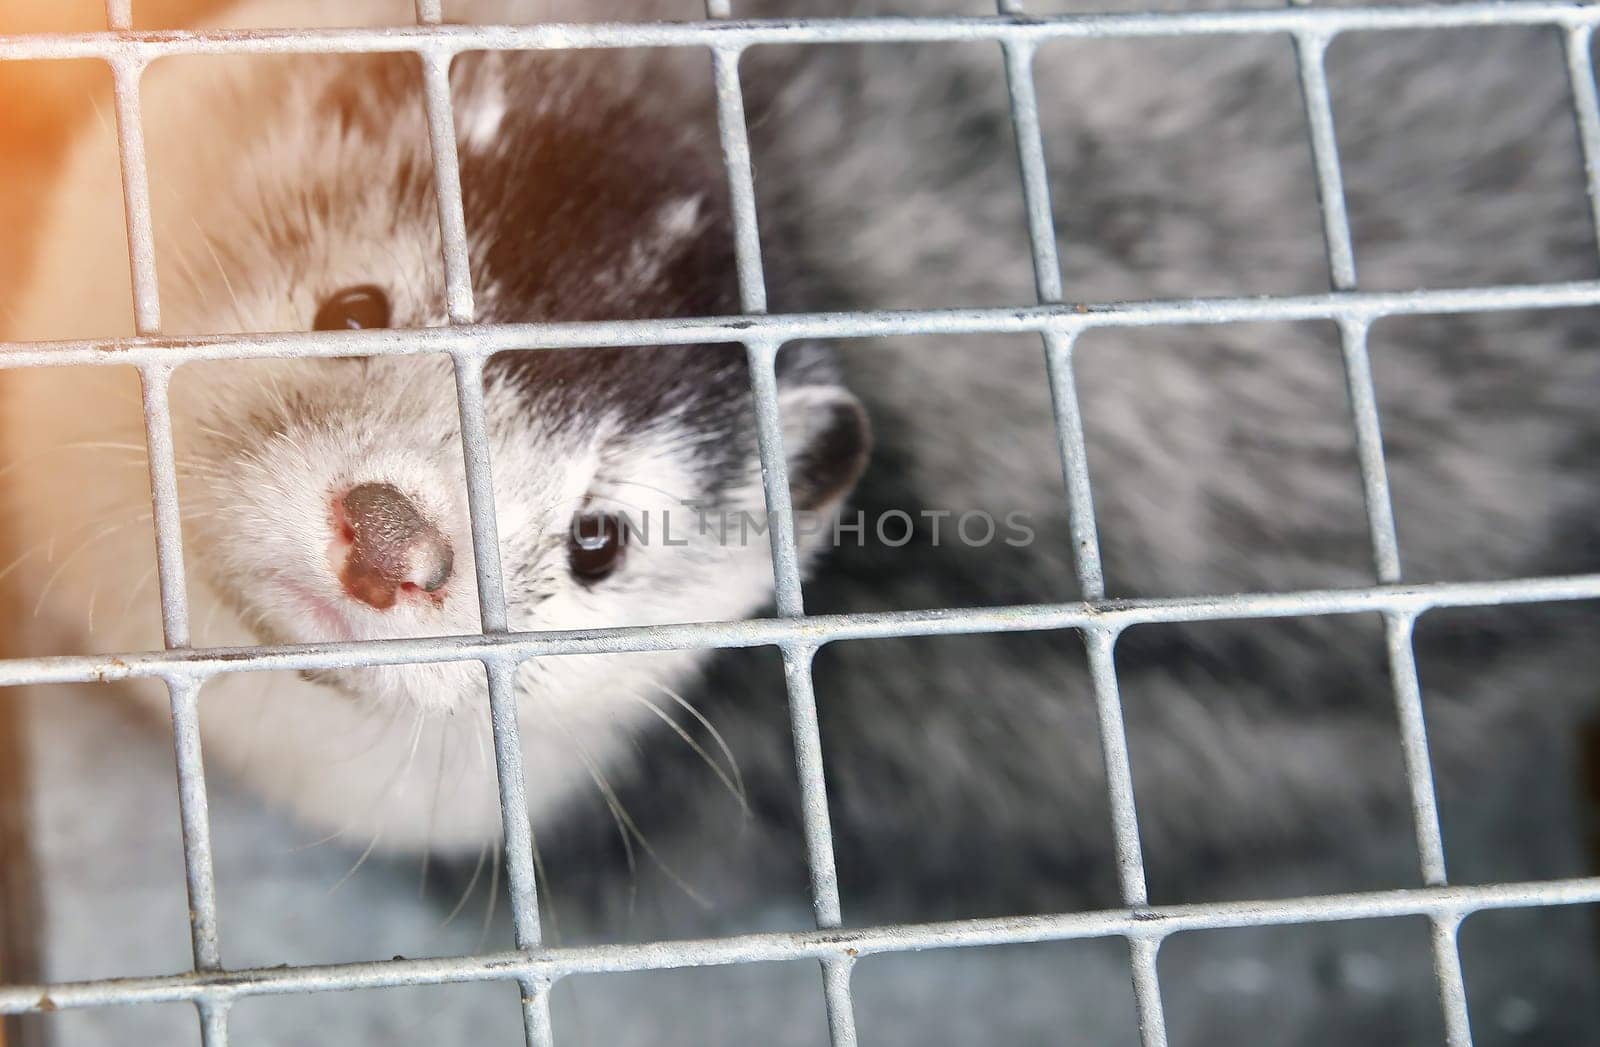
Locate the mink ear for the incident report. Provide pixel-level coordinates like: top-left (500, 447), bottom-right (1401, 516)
top-left (779, 384), bottom-right (872, 514)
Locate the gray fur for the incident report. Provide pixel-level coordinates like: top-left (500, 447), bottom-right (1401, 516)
top-left (547, 9), bottom-right (1600, 1042)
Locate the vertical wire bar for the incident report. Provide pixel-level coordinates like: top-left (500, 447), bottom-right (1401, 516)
top-left (1084, 628), bottom-right (1148, 907)
top-left (1385, 611), bottom-right (1471, 1040)
top-left (425, 44), bottom-right (539, 1025)
top-left (711, 46), bottom-right (770, 315)
top-left (1042, 331), bottom-right (1107, 601)
top-left (1564, 26), bottom-right (1600, 257)
top-left (519, 978), bottom-right (556, 1047)
top-left (104, 0), bottom-right (133, 30)
top-left (109, 56), bottom-right (160, 335)
top-left (1000, 38), bottom-right (1107, 599)
top-left (819, 954), bottom-right (859, 1047)
top-left (1004, 27), bottom-right (1164, 1043)
top-left (453, 355), bottom-right (508, 632)
top-left (1292, 26), bottom-right (1469, 1035)
top-left (420, 50), bottom-right (476, 325)
top-left (1085, 627), bottom-right (1168, 1047)
top-left (745, 343), bottom-right (806, 615)
top-left (138, 365), bottom-right (191, 647)
top-left (781, 644), bottom-right (858, 1046)
top-left (1128, 937), bottom-right (1171, 1047)
top-left (1431, 914), bottom-right (1474, 1047)
top-left (415, 0), bottom-right (443, 23)
top-left (1293, 31), bottom-right (1358, 291)
top-left (1384, 614), bottom-right (1448, 886)
top-left (778, 645), bottom-right (843, 926)
top-left (457, 364), bottom-right (552, 1047)
top-left (1002, 40), bottom-right (1062, 305)
top-left (116, 43), bottom-right (227, 1040)
top-left (196, 998), bottom-right (230, 1047)
top-left (1337, 318), bottom-right (1402, 583)
top-left (484, 661), bottom-right (544, 949)
top-left (708, 30), bottom-right (857, 1037)
top-left (165, 677), bottom-right (221, 974)
top-left (705, 0), bottom-right (734, 18)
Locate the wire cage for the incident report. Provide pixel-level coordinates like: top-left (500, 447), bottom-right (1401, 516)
top-left (2, 1), bottom-right (1600, 1045)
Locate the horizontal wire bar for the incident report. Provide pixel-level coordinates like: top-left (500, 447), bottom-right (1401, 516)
top-left (3, 279), bottom-right (1598, 371)
top-left (0, 572), bottom-right (1594, 689)
top-left (4, 2), bottom-right (1600, 63)
top-left (4, 876), bottom-right (1596, 1013)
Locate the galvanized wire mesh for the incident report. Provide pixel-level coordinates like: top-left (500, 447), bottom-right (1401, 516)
top-left (2, 2), bottom-right (1600, 1046)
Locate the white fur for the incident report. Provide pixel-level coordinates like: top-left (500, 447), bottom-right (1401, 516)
top-left (1, 0), bottom-right (806, 852)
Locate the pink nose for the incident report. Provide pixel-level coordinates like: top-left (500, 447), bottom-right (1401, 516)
top-left (335, 483), bottom-right (453, 610)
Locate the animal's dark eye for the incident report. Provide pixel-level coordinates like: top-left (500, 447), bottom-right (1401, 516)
top-left (313, 285), bottom-right (390, 331)
top-left (568, 512), bottom-right (626, 583)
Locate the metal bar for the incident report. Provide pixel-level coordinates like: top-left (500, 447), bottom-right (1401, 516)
top-left (707, 31), bottom-right (856, 1035)
top-left (1001, 40), bottom-right (1063, 305)
top-left (819, 956), bottom-right (858, 1047)
top-left (711, 47), bottom-right (768, 314)
top-left (1337, 318), bottom-right (1403, 583)
top-left (999, 32), bottom-right (1168, 1038)
top-left (1041, 330), bottom-right (1106, 601)
top-left (415, 0), bottom-right (443, 24)
top-left (1565, 26), bottom-right (1600, 258)
top-left (5, 876), bottom-right (1598, 1012)
top-left (1, 572), bottom-right (1597, 689)
top-left (164, 677), bottom-right (222, 974)
top-left (137, 366), bottom-right (191, 648)
top-left (420, 50), bottom-right (476, 325)
top-left (452, 354), bottom-right (509, 632)
top-left (744, 343), bottom-right (805, 615)
top-left (195, 998), bottom-right (229, 1047)
top-left (103, 0), bottom-right (132, 31)
top-left (519, 978), bottom-right (555, 1047)
top-left (107, 56), bottom-right (160, 335)
top-left (1384, 613), bottom-right (1448, 886)
top-left (1084, 627), bottom-right (1171, 1047)
top-left (998, 38), bottom-right (1111, 600)
top-left (759, 400), bottom-right (861, 1034)
top-left (482, 660), bottom-right (544, 952)
top-left (449, 291), bottom-right (550, 1046)
top-left (779, 646), bottom-right (844, 928)
top-left (1293, 31), bottom-right (1358, 291)
top-left (7, 279), bottom-right (1600, 370)
top-left (1083, 628), bottom-right (1148, 906)
top-left (1128, 937), bottom-right (1169, 1047)
top-left (1430, 914), bottom-right (1473, 1047)
top-left (1286, 31), bottom-right (1470, 1029)
top-left (7, 4), bottom-right (1600, 62)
